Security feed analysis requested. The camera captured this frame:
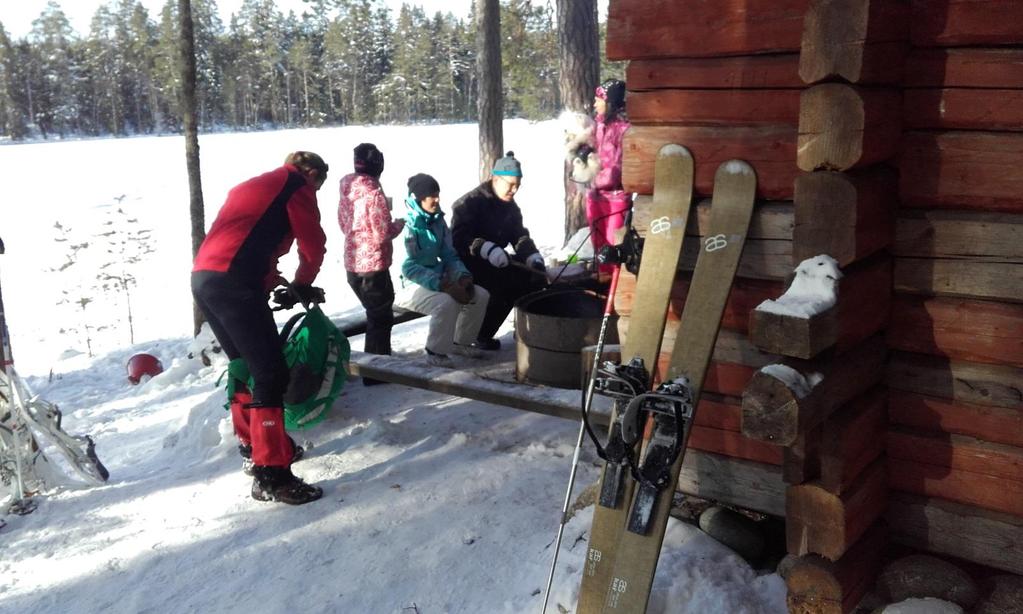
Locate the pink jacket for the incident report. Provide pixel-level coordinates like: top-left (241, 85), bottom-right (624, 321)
top-left (338, 173), bottom-right (404, 273)
top-left (593, 114), bottom-right (630, 192)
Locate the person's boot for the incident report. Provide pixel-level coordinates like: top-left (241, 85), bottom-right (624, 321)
top-left (250, 465), bottom-right (323, 505)
top-left (239, 437), bottom-right (304, 476)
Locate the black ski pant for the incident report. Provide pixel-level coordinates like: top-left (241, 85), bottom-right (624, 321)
top-left (465, 258), bottom-right (545, 341)
top-left (346, 270), bottom-right (395, 355)
top-left (191, 270), bottom-right (288, 407)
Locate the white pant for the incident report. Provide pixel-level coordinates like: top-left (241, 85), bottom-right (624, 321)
top-left (397, 284), bottom-right (490, 355)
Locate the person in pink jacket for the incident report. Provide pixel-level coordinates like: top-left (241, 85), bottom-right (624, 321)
top-left (338, 143), bottom-right (405, 383)
top-left (586, 78), bottom-right (631, 269)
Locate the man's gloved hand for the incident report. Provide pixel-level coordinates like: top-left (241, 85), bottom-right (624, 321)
top-left (526, 253), bottom-right (546, 271)
top-left (469, 238), bottom-right (509, 268)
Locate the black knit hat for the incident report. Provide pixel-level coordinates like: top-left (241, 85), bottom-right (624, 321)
top-left (407, 173), bottom-right (440, 202)
top-left (353, 142), bottom-right (384, 178)
top-left (596, 78), bottom-right (626, 122)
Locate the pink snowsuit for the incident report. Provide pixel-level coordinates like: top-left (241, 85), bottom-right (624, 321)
top-left (586, 113), bottom-right (631, 269)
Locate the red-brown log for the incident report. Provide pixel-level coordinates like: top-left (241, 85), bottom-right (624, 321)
top-left (798, 84), bottom-right (902, 171)
top-left (786, 523), bottom-right (887, 614)
top-left (904, 48), bottom-right (1023, 88)
top-left (894, 209), bottom-right (1023, 261)
top-left (820, 386), bottom-right (887, 494)
top-left (887, 295), bottom-right (1023, 368)
top-left (631, 197), bottom-right (794, 241)
top-left (607, 0), bottom-right (807, 61)
top-left (887, 352), bottom-right (1023, 410)
top-left (904, 89), bottom-right (1023, 131)
top-left (627, 55), bottom-right (803, 90)
top-left (899, 131), bottom-right (1023, 213)
top-left (689, 425), bottom-right (784, 466)
top-left (622, 125), bottom-right (798, 199)
top-left (888, 389), bottom-right (1023, 448)
top-left (910, 0), bottom-right (1023, 47)
top-left (628, 89), bottom-right (800, 126)
top-left (887, 427), bottom-right (1023, 482)
top-left (799, 0), bottom-right (909, 85)
top-left (888, 457), bottom-right (1023, 517)
top-left (894, 257), bottom-right (1022, 304)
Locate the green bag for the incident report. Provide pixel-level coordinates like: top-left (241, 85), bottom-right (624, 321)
top-left (221, 305), bottom-right (350, 430)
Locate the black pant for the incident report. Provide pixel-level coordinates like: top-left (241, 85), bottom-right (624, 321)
top-left (465, 258), bottom-right (545, 341)
top-left (192, 271), bottom-right (288, 406)
top-left (347, 270), bottom-right (395, 355)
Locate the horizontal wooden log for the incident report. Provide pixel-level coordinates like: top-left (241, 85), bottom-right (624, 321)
top-left (703, 360), bottom-right (757, 398)
top-left (904, 88), bottom-right (1023, 131)
top-left (894, 257), bottom-right (1023, 303)
top-left (895, 209), bottom-right (1023, 262)
top-left (617, 326), bottom-right (778, 371)
top-left (689, 425), bottom-right (784, 466)
top-left (681, 237), bottom-right (792, 280)
top-left (888, 389), bottom-right (1023, 448)
top-left (886, 492), bottom-right (1023, 575)
top-left (799, 0), bottom-right (909, 85)
top-left (798, 84), bottom-right (902, 171)
top-left (887, 351), bottom-right (1023, 409)
top-left (821, 386), bottom-right (887, 494)
top-left (631, 196), bottom-right (794, 241)
top-left (786, 523), bottom-right (887, 614)
top-left (887, 295), bottom-right (1023, 368)
top-left (750, 255), bottom-right (892, 359)
top-left (628, 89), bottom-right (800, 126)
top-left (622, 125), bottom-right (798, 199)
top-left (910, 0), bottom-right (1023, 47)
top-left (607, 0), bottom-right (807, 61)
top-left (888, 457), bottom-right (1023, 516)
top-left (793, 167), bottom-right (897, 267)
top-left (904, 48), bottom-right (1023, 88)
top-left (899, 131), bottom-right (1023, 212)
top-left (595, 344), bottom-right (764, 398)
top-left (787, 459), bottom-right (887, 560)
top-left (677, 449), bottom-right (786, 516)
top-left (627, 55), bottom-right (803, 90)
top-left (887, 427), bottom-right (1023, 481)
top-left (742, 335), bottom-right (888, 446)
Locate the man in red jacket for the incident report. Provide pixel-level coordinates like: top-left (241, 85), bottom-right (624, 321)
top-left (192, 151), bottom-right (328, 505)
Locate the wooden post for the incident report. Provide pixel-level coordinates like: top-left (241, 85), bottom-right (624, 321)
top-left (797, 83), bottom-right (902, 171)
top-left (799, 0), bottom-right (909, 85)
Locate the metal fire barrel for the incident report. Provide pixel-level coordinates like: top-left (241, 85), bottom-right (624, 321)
top-left (514, 286), bottom-right (618, 389)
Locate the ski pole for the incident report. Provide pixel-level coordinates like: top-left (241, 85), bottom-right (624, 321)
top-left (540, 261), bottom-right (622, 614)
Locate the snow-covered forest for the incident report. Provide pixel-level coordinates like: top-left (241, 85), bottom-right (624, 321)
top-left (0, 0), bottom-right (622, 141)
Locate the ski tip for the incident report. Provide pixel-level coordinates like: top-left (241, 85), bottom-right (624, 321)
top-left (657, 143), bottom-right (692, 159)
top-left (720, 159), bottom-right (755, 176)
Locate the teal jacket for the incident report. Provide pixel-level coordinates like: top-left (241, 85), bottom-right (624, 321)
top-left (401, 194), bottom-right (470, 291)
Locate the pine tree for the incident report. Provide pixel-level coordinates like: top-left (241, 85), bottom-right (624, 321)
top-left (28, 1), bottom-right (81, 138)
top-left (0, 23), bottom-right (30, 139)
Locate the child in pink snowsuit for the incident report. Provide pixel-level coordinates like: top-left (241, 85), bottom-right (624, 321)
top-left (587, 78), bottom-right (631, 270)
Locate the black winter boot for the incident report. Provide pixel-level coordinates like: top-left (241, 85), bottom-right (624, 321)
top-left (239, 437), bottom-right (305, 476)
top-left (250, 465), bottom-right (323, 505)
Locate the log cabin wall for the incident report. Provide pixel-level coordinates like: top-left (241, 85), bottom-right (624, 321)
top-left (606, 0), bottom-right (1022, 611)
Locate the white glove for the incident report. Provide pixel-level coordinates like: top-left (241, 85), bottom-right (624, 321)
top-left (479, 240), bottom-right (509, 268)
top-left (526, 253), bottom-right (546, 271)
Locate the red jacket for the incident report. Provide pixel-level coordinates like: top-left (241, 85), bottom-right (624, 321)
top-left (193, 164), bottom-right (326, 290)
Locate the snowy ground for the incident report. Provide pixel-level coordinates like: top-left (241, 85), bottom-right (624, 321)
top-left (0, 122), bottom-right (787, 613)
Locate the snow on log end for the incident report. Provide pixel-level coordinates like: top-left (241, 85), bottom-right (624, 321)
top-left (760, 364), bottom-right (823, 399)
top-left (755, 254), bottom-right (842, 318)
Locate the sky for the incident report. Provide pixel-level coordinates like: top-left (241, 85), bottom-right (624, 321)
top-left (1, 0), bottom-right (475, 38)
top-left (0, 121), bottom-right (792, 614)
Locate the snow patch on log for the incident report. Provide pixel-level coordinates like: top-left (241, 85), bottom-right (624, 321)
top-left (760, 364), bottom-right (822, 398)
top-left (755, 255), bottom-right (842, 317)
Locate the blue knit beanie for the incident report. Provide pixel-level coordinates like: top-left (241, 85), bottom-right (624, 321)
top-left (492, 151), bottom-right (522, 177)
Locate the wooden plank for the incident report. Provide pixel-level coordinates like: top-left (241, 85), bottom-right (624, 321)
top-left (786, 523), bottom-right (887, 614)
top-left (627, 55), bottom-right (803, 90)
top-left (681, 236), bottom-right (791, 281)
top-left (887, 295), bottom-right (1023, 368)
top-left (741, 336), bottom-right (888, 446)
top-left (793, 167), bottom-right (897, 267)
top-left (820, 386), bottom-right (887, 495)
top-left (904, 48), bottom-right (1023, 88)
top-left (750, 255), bottom-right (892, 359)
top-left (616, 326), bottom-right (778, 371)
top-left (689, 425), bottom-right (784, 466)
top-left (799, 0), bottom-right (909, 85)
top-left (899, 131), bottom-right (1023, 213)
top-left (910, 0), bottom-right (1023, 47)
top-left (676, 450), bottom-right (786, 516)
top-left (787, 459), bottom-right (888, 560)
top-left (798, 83), bottom-right (902, 171)
top-left (888, 389), bottom-right (1023, 448)
top-left (628, 89), bottom-right (800, 126)
top-left (614, 270), bottom-right (784, 334)
top-left (606, 0), bottom-right (807, 61)
top-left (887, 427), bottom-right (1023, 481)
top-left (622, 125), bottom-right (798, 199)
top-left (888, 457), bottom-right (1023, 516)
top-left (894, 209), bottom-right (1023, 262)
top-left (894, 257), bottom-right (1023, 304)
top-left (632, 197), bottom-right (793, 241)
top-left (887, 492), bottom-right (1023, 575)
top-left (904, 88), bottom-right (1023, 131)
top-left (887, 351), bottom-right (1023, 409)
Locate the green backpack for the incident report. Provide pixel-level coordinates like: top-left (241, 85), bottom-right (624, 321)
top-left (223, 305), bottom-right (350, 430)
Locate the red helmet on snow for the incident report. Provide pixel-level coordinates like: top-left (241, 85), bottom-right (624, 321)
top-left (127, 353), bottom-right (164, 384)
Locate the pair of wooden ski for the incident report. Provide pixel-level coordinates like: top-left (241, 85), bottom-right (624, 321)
top-left (576, 145), bottom-right (757, 614)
